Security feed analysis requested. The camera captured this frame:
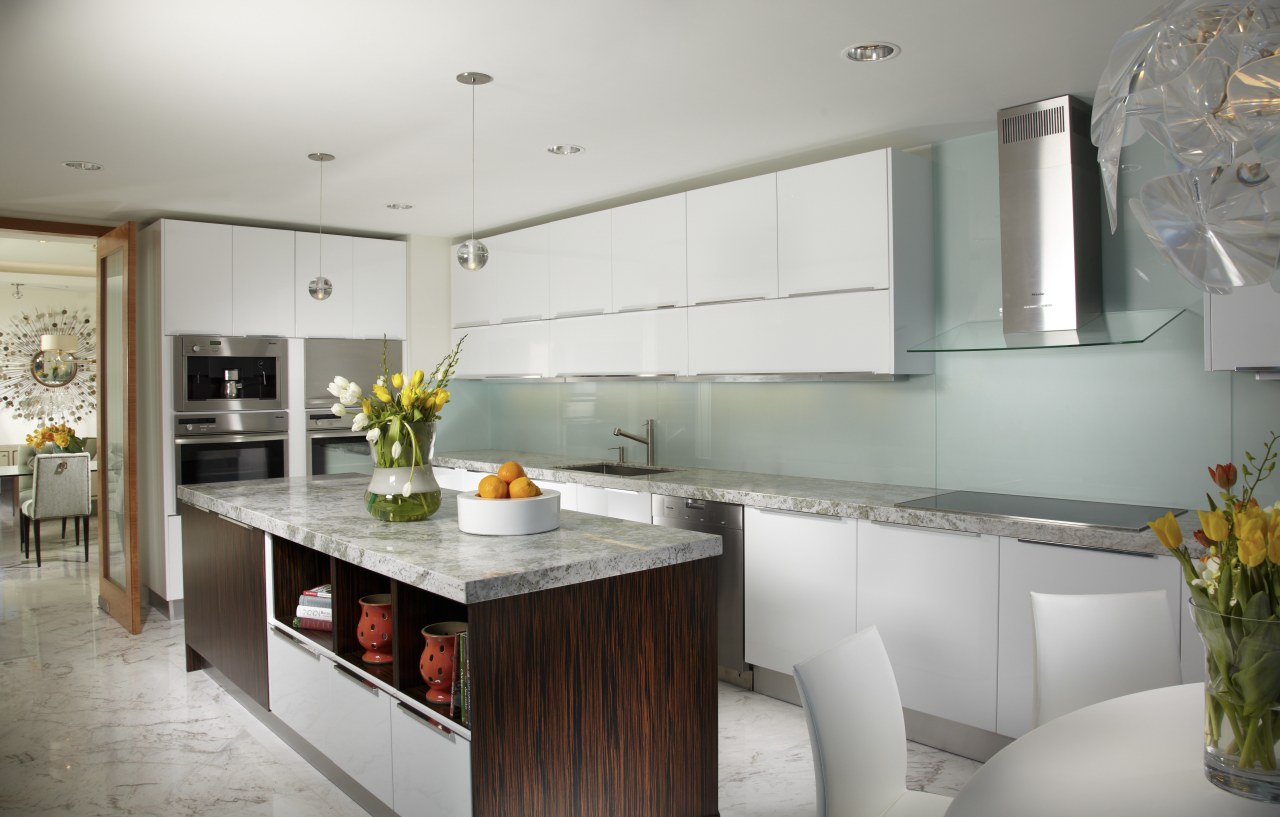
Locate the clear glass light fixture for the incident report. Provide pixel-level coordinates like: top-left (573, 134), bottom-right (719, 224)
top-left (1093, 1), bottom-right (1280, 294)
top-left (307, 152), bottom-right (335, 301)
top-left (457, 72), bottom-right (493, 271)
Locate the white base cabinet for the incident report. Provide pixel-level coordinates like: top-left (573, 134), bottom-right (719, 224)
top-left (856, 522), bottom-right (999, 731)
top-left (326, 661), bottom-right (394, 805)
top-left (391, 702), bottom-right (473, 817)
top-left (1204, 285), bottom-right (1280, 371)
top-left (995, 537), bottom-right (1183, 738)
top-left (268, 625), bottom-right (330, 749)
top-left (743, 507), bottom-right (857, 676)
top-left (575, 485), bottom-right (650, 523)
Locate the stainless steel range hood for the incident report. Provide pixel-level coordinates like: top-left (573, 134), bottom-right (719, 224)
top-left (910, 94), bottom-right (1184, 353)
top-left (998, 95), bottom-right (1101, 334)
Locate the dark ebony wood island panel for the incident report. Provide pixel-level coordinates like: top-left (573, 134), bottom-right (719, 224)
top-left (469, 556), bottom-right (719, 817)
top-left (180, 502), bottom-right (269, 708)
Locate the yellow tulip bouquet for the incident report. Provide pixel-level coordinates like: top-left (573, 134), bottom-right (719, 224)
top-left (329, 336), bottom-right (465, 521)
top-left (26, 423), bottom-right (85, 454)
top-left (1150, 432), bottom-right (1280, 781)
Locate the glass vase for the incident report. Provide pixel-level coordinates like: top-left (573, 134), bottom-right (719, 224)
top-left (1190, 598), bottom-right (1280, 803)
top-left (365, 421), bottom-right (441, 522)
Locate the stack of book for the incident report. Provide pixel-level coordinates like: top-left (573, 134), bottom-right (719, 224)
top-left (452, 631), bottom-right (472, 726)
top-left (293, 583), bottom-right (332, 632)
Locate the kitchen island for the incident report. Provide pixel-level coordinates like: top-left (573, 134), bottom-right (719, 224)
top-left (178, 474), bottom-right (722, 817)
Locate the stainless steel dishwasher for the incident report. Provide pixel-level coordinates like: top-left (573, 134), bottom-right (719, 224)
top-left (652, 495), bottom-right (751, 689)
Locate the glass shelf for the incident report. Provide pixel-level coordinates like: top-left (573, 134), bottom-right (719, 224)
top-left (909, 308), bottom-right (1185, 353)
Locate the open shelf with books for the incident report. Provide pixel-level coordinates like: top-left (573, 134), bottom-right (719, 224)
top-left (270, 536), bottom-right (334, 651)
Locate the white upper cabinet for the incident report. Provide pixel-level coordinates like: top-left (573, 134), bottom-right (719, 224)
top-left (547, 212), bottom-right (611, 318)
top-left (450, 321), bottom-right (550, 379)
top-left (232, 226), bottom-right (295, 337)
top-left (162, 220), bottom-right (234, 334)
top-left (686, 174), bottom-right (778, 305)
top-left (611, 194), bottom-right (687, 312)
top-left (549, 309), bottom-right (687, 376)
top-left (295, 233), bottom-right (354, 339)
top-left (352, 237), bottom-right (407, 339)
top-left (485, 225), bottom-right (549, 323)
top-left (1204, 285), bottom-right (1280, 371)
top-left (777, 150), bottom-right (891, 296)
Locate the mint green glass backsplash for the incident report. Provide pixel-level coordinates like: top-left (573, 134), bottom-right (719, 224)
top-left (438, 132), bottom-right (1280, 510)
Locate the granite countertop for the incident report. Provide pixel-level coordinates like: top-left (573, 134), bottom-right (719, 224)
top-left (177, 474), bottom-right (721, 604)
top-left (433, 450), bottom-right (1175, 558)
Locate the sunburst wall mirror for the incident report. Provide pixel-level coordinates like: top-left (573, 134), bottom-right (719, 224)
top-left (0, 306), bottom-right (96, 424)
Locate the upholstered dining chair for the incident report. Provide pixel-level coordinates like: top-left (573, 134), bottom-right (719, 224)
top-left (1030, 589), bottom-right (1181, 727)
top-left (20, 452), bottom-right (92, 567)
top-left (794, 626), bottom-right (953, 817)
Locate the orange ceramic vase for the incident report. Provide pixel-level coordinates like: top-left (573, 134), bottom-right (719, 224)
top-left (420, 621), bottom-right (467, 703)
top-left (358, 593), bottom-right (393, 664)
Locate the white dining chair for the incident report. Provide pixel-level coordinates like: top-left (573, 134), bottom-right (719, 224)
top-left (1030, 589), bottom-right (1181, 727)
top-left (794, 626), bottom-right (952, 817)
top-left (20, 452), bottom-right (92, 567)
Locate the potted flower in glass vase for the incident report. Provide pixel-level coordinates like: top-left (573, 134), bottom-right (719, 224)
top-left (1149, 432), bottom-right (1280, 802)
top-left (329, 337), bottom-right (464, 522)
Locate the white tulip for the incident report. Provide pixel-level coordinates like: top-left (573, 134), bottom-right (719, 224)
top-left (366, 428), bottom-right (381, 442)
top-left (326, 376), bottom-right (350, 399)
top-left (351, 413), bottom-right (370, 431)
top-left (402, 480), bottom-right (413, 497)
top-left (331, 402), bottom-right (347, 417)
top-left (339, 382), bottom-right (362, 406)
top-left (391, 441), bottom-right (402, 460)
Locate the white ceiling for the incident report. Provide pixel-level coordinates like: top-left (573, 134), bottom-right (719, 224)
top-left (0, 0), bottom-right (1158, 241)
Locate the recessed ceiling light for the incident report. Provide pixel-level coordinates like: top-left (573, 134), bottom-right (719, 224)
top-left (844, 42), bottom-right (900, 62)
top-left (386, 203), bottom-right (414, 210)
top-left (547, 144), bottom-right (585, 156)
top-left (62, 161), bottom-right (103, 171)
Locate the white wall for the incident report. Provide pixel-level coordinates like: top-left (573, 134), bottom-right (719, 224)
top-left (405, 235), bottom-right (452, 377)
top-left (0, 286), bottom-right (99, 443)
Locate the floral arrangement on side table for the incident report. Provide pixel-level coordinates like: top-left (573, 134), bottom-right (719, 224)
top-left (1150, 432), bottom-right (1280, 800)
top-left (25, 423), bottom-right (85, 453)
top-left (328, 337), bottom-right (465, 522)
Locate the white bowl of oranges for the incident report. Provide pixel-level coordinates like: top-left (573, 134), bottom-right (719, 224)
top-left (455, 461), bottom-right (561, 536)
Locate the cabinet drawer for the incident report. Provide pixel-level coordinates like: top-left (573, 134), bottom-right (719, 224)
top-left (267, 625), bottom-right (330, 748)
top-left (325, 661), bottom-right (394, 806)
top-left (391, 701), bottom-right (473, 817)
top-left (577, 485), bottom-right (651, 523)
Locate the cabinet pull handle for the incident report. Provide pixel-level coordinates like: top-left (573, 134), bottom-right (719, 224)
top-left (867, 519), bottom-right (982, 537)
top-left (499, 315), bottom-right (543, 324)
top-left (332, 663), bottom-right (381, 695)
top-left (692, 295), bottom-right (767, 306)
top-left (396, 702), bottom-right (455, 737)
top-left (604, 488), bottom-right (640, 495)
top-left (453, 320), bottom-right (491, 328)
top-left (617, 303), bottom-right (677, 313)
top-left (1016, 538), bottom-right (1157, 558)
top-left (217, 513), bottom-right (251, 530)
top-left (553, 308), bottom-right (606, 318)
top-left (785, 286), bottom-right (880, 298)
top-left (271, 626), bottom-right (320, 659)
top-left (754, 506), bottom-right (844, 520)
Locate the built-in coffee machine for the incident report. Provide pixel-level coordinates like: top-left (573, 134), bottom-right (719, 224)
top-left (174, 336), bottom-right (287, 412)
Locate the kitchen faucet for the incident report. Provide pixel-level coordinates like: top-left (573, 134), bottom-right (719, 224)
top-left (613, 419), bottom-right (654, 466)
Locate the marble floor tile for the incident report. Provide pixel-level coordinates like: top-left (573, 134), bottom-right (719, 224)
top-left (1, 523), bottom-right (981, 816)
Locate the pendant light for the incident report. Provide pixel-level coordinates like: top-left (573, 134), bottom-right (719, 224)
top-left (307, 152), bottom-right (335, 300)
top-left (456, 71), bottom-right (492, 271)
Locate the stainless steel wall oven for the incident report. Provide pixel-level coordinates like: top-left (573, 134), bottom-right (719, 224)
top-left (174, 412), bottom-right (289, 486)
top-left (306, 409), bottom-right (373, 477)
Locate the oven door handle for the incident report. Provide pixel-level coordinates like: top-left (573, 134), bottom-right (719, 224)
top-left (174, 433), bottom-right (291, 445)
top-left (307, 429), bottom-right (366, 440)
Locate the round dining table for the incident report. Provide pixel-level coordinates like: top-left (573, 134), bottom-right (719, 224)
top-left (945, 683), bottom-right (1280, 816)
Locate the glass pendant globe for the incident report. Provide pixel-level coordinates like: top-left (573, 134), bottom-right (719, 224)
top-left (457, 239), bottom-right (489, 271)
top-left (308, 275), bottom-right (333, 300)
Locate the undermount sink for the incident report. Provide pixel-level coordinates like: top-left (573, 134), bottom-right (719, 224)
top-left (559, 462), bottom-right (677, 477)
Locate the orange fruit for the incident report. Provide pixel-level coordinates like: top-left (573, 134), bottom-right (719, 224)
top-left (477, 474), bottom-right (509, 499)
top-left (497, 461), bottom-right (526, 484)
top-left (508, 477), bottom-right (542, 499)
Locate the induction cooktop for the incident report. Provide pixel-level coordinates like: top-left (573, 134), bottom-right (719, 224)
top-left (894, 490), bottom-right (1185, 532)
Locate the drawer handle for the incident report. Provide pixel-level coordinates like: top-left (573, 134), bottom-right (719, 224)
top-left (332, 663), bottom-right (381, 695)
top-left (785, 286), bottom-right (879, 298)
top-left (271, 626), bottom-right (321, 659)
top-left (754, 506), bottom-right (844, 520)
top-left (1016, 538), bottom-right (1157, 558)
top-left (868, 520), bottom-right (982, 537)
top-left (693, 295), bottom-right (767, 306)
top-left (397, 702), bottom-right (455, 737)
top-left (217, 513), bottom-right (251, 530)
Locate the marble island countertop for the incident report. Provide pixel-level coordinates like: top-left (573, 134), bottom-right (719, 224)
top-left (177, 474), bottom-right (721, 604)
top-left (434, 450), bottom-right (1176, 558)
